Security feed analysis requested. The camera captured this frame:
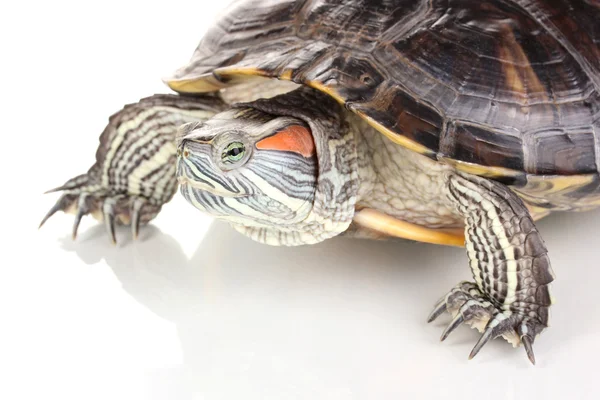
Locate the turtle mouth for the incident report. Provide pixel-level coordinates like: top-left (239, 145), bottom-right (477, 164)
top-left (177, 175), bottom-right (249, 198)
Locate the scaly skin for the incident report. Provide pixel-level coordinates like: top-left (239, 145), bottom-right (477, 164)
top-left (175, 87), bottom-right (555, 363)
top-left (429, 172), bottom-right (554, 364)
top-left (43, 86), bottom-right (555, 363)
top-left (40, 94), bottom-right (226, 243)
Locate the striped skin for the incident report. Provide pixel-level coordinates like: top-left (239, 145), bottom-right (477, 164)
top-left (40, 94), bottom-right (226, 243)
top-left (39, 80), bottom-right (559, 362)
top-left (451, 172), bottom-right (554, 318)
top-left (178, 108), bottom-right (319, 232)
top-left (429, 172), bottom-right (554, 364)
top-left (177, 87), bottom-right (359, 246)
top-left (96, 95), bottom-right (223, 205)
top-left (174, 86), bottom-right (555, 363)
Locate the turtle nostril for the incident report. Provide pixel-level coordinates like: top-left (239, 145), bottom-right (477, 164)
top-left (177, 142), bottom-right (190, 158)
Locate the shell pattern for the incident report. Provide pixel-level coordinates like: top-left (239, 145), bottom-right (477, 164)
top-left (166, 0), bottom-right (600, 211)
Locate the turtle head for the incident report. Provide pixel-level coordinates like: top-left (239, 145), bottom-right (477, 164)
top-left (176, 107), bottom-right (319, 234)
top-left (176, 87), bottom-right (359, 246)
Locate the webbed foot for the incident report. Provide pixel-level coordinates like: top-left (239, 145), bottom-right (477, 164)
top-left (39, 174), bottom-right (160, 244)
top-left (427, 281), bottom-right (544, 365)
top-left (39, 94), bottom-right (227, 244)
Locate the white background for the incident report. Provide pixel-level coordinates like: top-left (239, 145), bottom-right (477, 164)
top-left (2, 1), bottom-right (600, 399)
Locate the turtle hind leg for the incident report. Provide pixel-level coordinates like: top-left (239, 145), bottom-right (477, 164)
top-left (428, 172), bottom-right (555, 365)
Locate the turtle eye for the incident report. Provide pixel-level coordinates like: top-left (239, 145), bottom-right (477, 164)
top-left (221, 142), bottom-right (246, 163)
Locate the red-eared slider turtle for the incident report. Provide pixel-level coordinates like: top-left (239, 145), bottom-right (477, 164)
top-left (41, 0), bottom-right (600, 364)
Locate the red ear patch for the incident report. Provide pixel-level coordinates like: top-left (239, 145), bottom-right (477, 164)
top-left (256, 125), bottom-right (315, 158)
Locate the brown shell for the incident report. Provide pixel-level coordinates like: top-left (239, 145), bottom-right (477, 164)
top-left (165, 0), bottom-right (600, 208)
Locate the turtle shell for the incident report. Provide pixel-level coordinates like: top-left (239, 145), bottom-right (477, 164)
top-left (165, 0), bottom-right (600, 210)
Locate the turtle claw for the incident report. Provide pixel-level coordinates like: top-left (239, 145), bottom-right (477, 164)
top-left (429, 281), bottom-right (544, 365)
top-left (468, 323), bottom-right (496, 360)
top-left (44, 174), bottom-right (90, 195)
top-left (72, 194), bottom-right (90, 240)
top-left (521, 335), bottom-right (536, 365)
top-left (427, 298), bottom-right (447, 323)
top-left (130, 197), bottom-right (146, 240)
top-left (39, 193), bottom-right (76, 229)
top-left (440, 313), bottom-right (464, 341)
top-left (41, 177), bottom-right (160, 244)
top-left (103, 199), bottom-right (117, 245)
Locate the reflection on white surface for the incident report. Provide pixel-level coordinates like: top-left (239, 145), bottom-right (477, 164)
top-left (33, 207), bottom-right (600, 399)
top-left (60, 222), bottom-right (468, 399)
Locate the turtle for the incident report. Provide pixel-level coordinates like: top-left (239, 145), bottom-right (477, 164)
top-left (40, 0), bottom-right (600, 364)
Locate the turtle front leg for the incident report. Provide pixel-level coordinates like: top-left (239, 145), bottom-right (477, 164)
top-left (428, 172), bottom-right (555, 364)
top-left (40, 94), bottom-right (226, 244)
